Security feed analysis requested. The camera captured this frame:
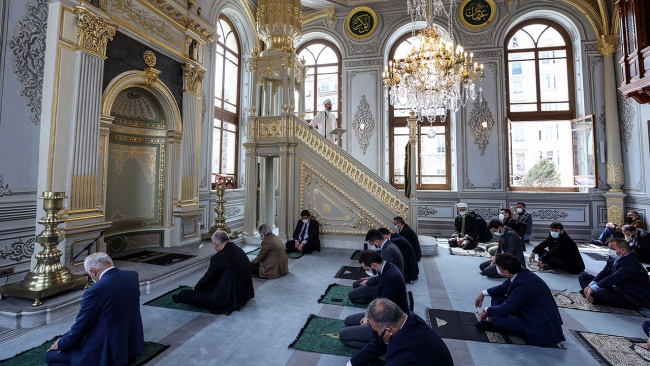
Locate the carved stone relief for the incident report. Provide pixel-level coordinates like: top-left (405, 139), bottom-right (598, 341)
top-left (456, 28), bottom-right (497, 46)
top-left (201, 91), bottom-right (206, 125)
top-left (0, 238), bottom-right (34, 261)
top-left (344, 59), bottom-right (383, 67)
top-left (9, 0), bottom-right (48, 125)
top-left (418, 206), bottom-right (437, 216)
top-left (464, 175), bottom-right (475, 189)
top-left (583, 43), bottom-right (599, 52)
top-left (598, 103), bottom-right (606, 134)
top-left (225, 206), bottom-right (242, 218)
top-left (589, 56), bottom-right (602, 75)
top-left (484, 62), bottom-right (498, 77)
top-left (0, 174), bottom-right (11, 197)
top-left (636, 174), bottom-right (645, 193)
top-left (112, 91), bottom-right (157, 120)
top-left (352, 95), bottom-right (375, 155)
top-left (467, 97), bottom-right (495, 156)
top-left (616, 92), bottom-right (635, 152)
top-left (474, 208), bottom-right (500, 219)
top-left (490, 174), bottom-right (502, 190)
top-left (200, 168), bottom-right (208, 189)
top-left (530, 209), bottom-right (569, 220)
top-left (473, 50), bottom-right (502, 58)
top-left (596, 175), bottom-right (610, 192)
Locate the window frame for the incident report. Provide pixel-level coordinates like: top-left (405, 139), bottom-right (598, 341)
top-left (212, 15), bottom-right (241, 186)
top-left (388, 32), bottom-right (451, 190)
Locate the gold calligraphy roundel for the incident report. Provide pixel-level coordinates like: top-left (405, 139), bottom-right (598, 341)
top-left (459, 0), bottom-right (496, 30)
top-left (345, 6), bottom-right (378, 40)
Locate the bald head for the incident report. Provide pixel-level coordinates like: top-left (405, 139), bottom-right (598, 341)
top-left (84, 252), bottom-right (114, 282)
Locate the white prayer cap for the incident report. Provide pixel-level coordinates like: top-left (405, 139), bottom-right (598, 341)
top-left (457, 203), bottom-right (468, 209)
top-left (323, 99), bottom-right (332, 106)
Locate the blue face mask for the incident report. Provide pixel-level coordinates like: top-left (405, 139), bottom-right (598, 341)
top-left (550, 231), bottom-right (560, 239)
top-left (493, 230), bottom-right (502, 237)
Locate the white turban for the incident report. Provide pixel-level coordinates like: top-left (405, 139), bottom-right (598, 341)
top-left (457, 203), bottom-right (468, 209)
top-left (323, 99), bottom-right (332, 106)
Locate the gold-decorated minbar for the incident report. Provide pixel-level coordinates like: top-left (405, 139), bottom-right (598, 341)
top-left (0, 192), bottom-right (87, 306)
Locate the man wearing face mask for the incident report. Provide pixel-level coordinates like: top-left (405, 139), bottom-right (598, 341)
top-left (349, 229), bottom-right (404, 305)
top-left (308, 99), bottom-right (338, 143)
top-left (511, 202), bottom-right (533, 245)
top-left (45, 252), bottom-right (145, 366)
top-left (499, 208), bottom-right (528, 240)
top-left (285, 210), bottom-right (320, 254)
top-left (621, 225), bottom-right (650, 263)
top-left (346, 298), bottom-right (454, 366)
top-left (449, 203), bottom-right (479, 250)
top-left (591, 211), bottom-right (647, 246)
top-left (474, 253), bottom-right (565, 348)
top-left (479, 220), bottom-right (525, 278)
top-left (578, 238), bottom-right (650, 309)
top-left (339, 250), bottom-right (408, 349)
top-left (529, 222), bottom-right (584, 274)
top-left (393, 216), bottom-right (422, 261)
top-left (173, 231), bottom-right (255, 314)
top-left (378, 227), bottom-right (419, 283)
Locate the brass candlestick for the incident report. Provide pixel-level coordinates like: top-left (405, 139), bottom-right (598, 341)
top-left (1, 192), bottom-right (88, 306)
top-left (201, 185), bottom-right (233, 239)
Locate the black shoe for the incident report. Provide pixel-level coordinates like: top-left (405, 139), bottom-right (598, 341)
top-left (172, 294), bottom-right (180, 303)
top-left (480, 271), bottom-right (487, 276)
top-left (475, 321), bottom-right (498, 332)
top-left (578, 290), bottom-right (585, 296)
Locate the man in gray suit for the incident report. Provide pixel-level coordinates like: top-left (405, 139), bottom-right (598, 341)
top-left (349, 229), bottom-right (404, 305)
top-left (480, 220), bottom-right (525, 278)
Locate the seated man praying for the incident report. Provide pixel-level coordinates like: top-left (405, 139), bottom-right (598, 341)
top-left (474, 253), bottom-right (565, 348)
top-left (286, 209), bottom-right (320, 254)
top-left (250, 223), bottom-right (288, 279)
top-left (378, 227), bottom-right (418, 283)
top-left (622, 225), bottom-right (650, 263)
top-left (449, 203), bottom-right (478, 250)
top-left (529, 222), bottom-right (585, 274)
top-left (591, 210), bottom-right (647, 246)
top-left (479, 220), bottom-right (524, 278)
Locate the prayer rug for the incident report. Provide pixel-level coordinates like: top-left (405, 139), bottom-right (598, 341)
top-left (144, 286), bottom-right (211, 314)
top-left (0, 337), bottom-right (169, 366)
top-left (425, 308), bottom-right (565, 348)
top-left (448, 246), bottom-right (491, 258)
top-left (526, 262), bottom-right (568, 274)
top-left (114, 250), bottom-right (195, 266)
top-left (350, 250), bottom-right (362, 261)
top-left (288, 315), bottom-right (358, 357)
top-left (577, 241), bottom-right (608, 250)
top-left (584, 252), bottom-right (609, 261)
top-left (570, 330), bottom-right (650, 366)
top-left (552, 289), bottom-right (650, 317)
top-left (318, 284), bottom-right (415, 311)
top-left (246, 248), bottom-right (303, 259)
top-left (334, 266), bottom-right (367, 280)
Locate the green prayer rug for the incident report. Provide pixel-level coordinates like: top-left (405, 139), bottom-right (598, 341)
top-left (0, 338), bottom-right (169, 366)
top-left (350, 250), bottom-right (362, 260)
top-left (144, 286), bottom-right (210, 313)
top-left (246, 248), bottom-right (303, 259)
top-left (289, 315), bottom-right (358, 357)
top-left (318, 284), bottom-right (414, 311)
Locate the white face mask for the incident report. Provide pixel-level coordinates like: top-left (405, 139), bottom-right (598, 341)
top-left (625, 235), bottom-right (632, 242)
top-left (302, 219), bottom-right (308, 224)
top-left (609, 249), bottom-right (620, 259)
top-left (493, 230), bottom-right (502, 237)
top-left (496, 266), bottom-right (504, 277)
top-left (366, 270), bottom-right (374, 277)
top-left (498, 214), bottom-right (505, 221)
top-left (516, 208), bottom-right (523, 213)
top-left (459, 211), bottom-right (467, 216)
top-left (394, 225), bottom-right (400, 230)
top-left (550, 231), bottom-right (560, 239)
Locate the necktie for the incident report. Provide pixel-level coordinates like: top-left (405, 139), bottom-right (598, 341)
top-left (299, 222), bottom-right (308, 242)
top-left (324, 112), bottom-right (328, 136)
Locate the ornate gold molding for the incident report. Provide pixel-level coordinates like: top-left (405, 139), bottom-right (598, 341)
top-left (606, 162), bottom-right (624, 191)
top-left (75, 7), bottom-right (117, 58)
top-left (70, 175), bottom-right (97, 211)
top-left (559, 0), bottom-right (605, 38)
top-left (607, 205), bottom-right (623, 227)
top-left (181, 63), bottom-right (205, 96)
top-left (598, 34), bottom-right (617, 56)
top-left (303, 7), bottom-right (335, 29)
top-left (140, 0), bottom-right (214, 43)
top-left (256, 0), bottom-right (302, 51)
top-left (259, 119), bottom-right (284, 138)
top-left (143, 50), bottom-right (161, 85)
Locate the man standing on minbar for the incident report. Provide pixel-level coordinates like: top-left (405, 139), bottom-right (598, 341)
top-left (309, 99), bottom-right (338, 143)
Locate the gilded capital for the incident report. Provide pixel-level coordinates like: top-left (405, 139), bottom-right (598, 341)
top-left (182, 62), bottom-right (205, 96)
top-left (75, 7), bottom-right (117, 58)
top-left (606, 163), bottom-right (624, 191)
top-left (598, 35), bottom-right (617, 56)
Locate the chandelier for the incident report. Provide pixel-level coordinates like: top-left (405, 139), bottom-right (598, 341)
top-left (384, 0), bottom-right (484, 128)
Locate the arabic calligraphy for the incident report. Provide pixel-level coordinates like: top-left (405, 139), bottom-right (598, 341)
top-left (352, 14), bottom-right (371, 34)
top-left (459, 0), bottom-right (496, 29)
top-left (107, 0), bottom-right (185, 49)
top-left (464, 2), bottom-right (489, 22)
top-left (346, 7), bottom-right (377, 40)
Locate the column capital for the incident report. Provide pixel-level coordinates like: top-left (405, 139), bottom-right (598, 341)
top-left (606, 163), bottom-right (625, 191)
top-left (598, 35), bottom-right (617, 56)
top-left (75, 7), bottom-right (117, 58)
top-left (182, 62), bottom-right (206, 96)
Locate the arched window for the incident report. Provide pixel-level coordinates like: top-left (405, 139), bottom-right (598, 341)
top-left (505, 20), bottom-right (594, 190)
top-left (297, 41), bottom-right (341, 125)
top-left (212, 15), bottom-right (240, 185)
top-left (388, 32), bottom-right (451, 190)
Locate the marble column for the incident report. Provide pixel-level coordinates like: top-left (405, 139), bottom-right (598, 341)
top-left (407, 112), bottom-right (419, 232)
top-left (242, 144), bottom-right (259, 240)
top-left (259, 157), bottom-right (275, 227)
top-left (599, 35), bottom-right (627, 226)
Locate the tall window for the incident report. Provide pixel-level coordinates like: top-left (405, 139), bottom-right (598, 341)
top-left (389, 32), bottom-right (451, 190)
top-left (297, 41), bottom-right (341, 125)
top-left (213, 16), bottom-right (240, 183)
top-left (505, 20), bottom-right (594, 190)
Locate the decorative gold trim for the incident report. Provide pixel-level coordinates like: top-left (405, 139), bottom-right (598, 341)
top-left (70, 175), bottom-right (97, 211)
top-left (74, 7), bottom-right (117, 58)
top-left (345, 6), bottom-right (378, 40)
top-left (303, 7), bottom-right (335, 29)
top-left (182, 62), bottom-right (205, 96)
top-left (598, 34), bottom-right (617, 56)
top-left (65, 213), bottom-right (105, 222)
top-left (607, 205), bottom-right (623, 227)
top-left (559, 0), bottom-right (604, 37)
top-left (606, 163), bottom-right (624, 191)
top-left (458, 0), bottom-right (497, 30)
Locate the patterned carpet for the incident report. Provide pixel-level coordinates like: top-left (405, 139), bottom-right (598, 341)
top-left (552, 289), bottom-right (650, 317)
top-left (571, 330), bottom-right (650, 366)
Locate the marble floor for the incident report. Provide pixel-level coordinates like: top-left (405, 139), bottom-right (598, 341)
top-left (0, 237), bottom-right (647, 366)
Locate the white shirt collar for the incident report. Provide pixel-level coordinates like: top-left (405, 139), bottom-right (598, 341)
top-left (380, 239), bottom-right (388, 250)
top-left (379, 261), bottom-right (386, 275)
top-left (98, 266), bottom-right (115, 281)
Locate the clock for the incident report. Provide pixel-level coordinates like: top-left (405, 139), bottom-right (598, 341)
top-left (459, 0), bottom-right (497, 30)
top-left (345, 6), bottom-right (378, 40)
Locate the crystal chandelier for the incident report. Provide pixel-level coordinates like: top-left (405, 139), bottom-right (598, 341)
top-left (384, 0), bottom-right (484, 128)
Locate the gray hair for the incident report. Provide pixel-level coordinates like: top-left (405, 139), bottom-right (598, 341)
top-left (257, 223), bottom-right (273, 236)
top-left (364, 298), bottom-right (404, 329)
top-left (610, 238), bottom-right (630, 250)
top-left (621, 225), bottom-right (637, 233)
top-left (211, 230), bottom-right (230, 244)
top-left (84, 252), bottom-right (113, 271)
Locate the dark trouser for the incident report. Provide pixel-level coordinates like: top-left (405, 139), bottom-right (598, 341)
top-left (480, 260), bottom-right (503, 278)
top-left (348, 281), bottom-right (376, 305)
top-left (632, 251), bottom-right (650, 264)
top-left (339, 312), bottom-right (374, 349)
top-left (578, 272), bottom-right (640, 309)
top-left (537, 250), bottom-right (568, 272)
top-left (643, 320), bottom-right (650, 336)
top-left (251, 263), bottom-right (260, 276)
top-left (175, 288), bottom-right (212, 309)
top-left (285, 240), bottom-right (319, 254)
top-left (46, 350), bottom-right (71, 366)
top-left (489, 295), bottom-right (526, 337)
top-left (449, 238), bottom-right (479, 250)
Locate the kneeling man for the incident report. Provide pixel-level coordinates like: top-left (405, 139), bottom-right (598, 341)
top-left (286, 210), bottom-right (320, 254)
top-left (174, 231), bottom-right (255, 314)
top-left (579, 238), bottom-right (650, 310)
top-left (251, 223), bottom-right (288, 279)
top-left (474, 253), bottom-right (565, 347)
top-left (46, 253), bottom-right (144, 366)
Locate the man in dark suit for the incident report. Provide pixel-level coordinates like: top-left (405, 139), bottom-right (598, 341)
top-left (346, 298), bottom-right (454, 366)
top-left (349, 229), bottom-right (404, 305)
top-left (622, 225), bottom-right (650, 263)
top-left (448, 203), bottom-right (479, 250)
top-left (393, 216), bottom-right (421, 261)
top-left (579, 238), bottom-right (650, 309)
top-left (174, 231), bottom-right (254, 314)
top-left (529, 222), bottom-right (584, 274)
top-left (379, 228), bottom-right (418, 283)
top-left (340, 250), bottom-right (409, 349)
top-left (480, 220), bottom-right (525, 278)
top-left (285, 209), bottom-right (320, 254)
top-left (474, 253), bottom-right (565, 348)
top-left (45, 252), bottom-right (144, 366)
